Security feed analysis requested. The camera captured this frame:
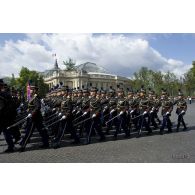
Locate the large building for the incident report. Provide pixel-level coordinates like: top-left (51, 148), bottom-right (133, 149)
top-left (42, 59), bottom-right (131, 90)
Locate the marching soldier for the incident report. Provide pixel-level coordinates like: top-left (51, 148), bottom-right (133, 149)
top-left (80, 87), bottom-right (91, 137)
top-left (148, 89), bottom-right (159, 130)
top-left (52, 86), bottom-right (80, 148)
top-left (175, 89), bottom-right (187, 131)
top-left (0, 79), bottom-right (15, 152)
top-left (72, 88), bottom-right (84, 136)
top-left (106, 87), bottom-right (118, 134)
top-left (137, 86), bottom-right (152, 137)
top-left (100, 88), bottom-right (109, 128)
top-left (9, 87), bottom-right (21, 144)
top-left (160, 88), bottom-right (173, 134)
top-left (126, 89), bottom-right (138, 131)
top-left (19, 83), bottom-right (49, 152)
top-left (115, 87), bottom-right (130, 139)
top-left (86, 87), bottom-right (105, 144)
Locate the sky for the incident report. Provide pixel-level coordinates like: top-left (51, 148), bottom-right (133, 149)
top-left (0, 33), bottom-right (194, 78)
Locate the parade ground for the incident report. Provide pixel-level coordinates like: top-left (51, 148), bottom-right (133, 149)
top-left (0, 102), bottom-right (195, 163)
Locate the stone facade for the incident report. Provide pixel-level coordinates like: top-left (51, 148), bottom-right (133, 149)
top-left (42, 60), bottom-right (131, 90)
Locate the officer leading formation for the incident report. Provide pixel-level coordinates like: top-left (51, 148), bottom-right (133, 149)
top-left (0, 79), bottom-right (188, 153)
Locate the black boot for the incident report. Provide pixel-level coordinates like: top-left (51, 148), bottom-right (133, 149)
top-left (4, 147), bottom-right (15, 153)
top-left (160, 129), bottom-right (164, 135)
top-left (176, 124), bottom-right (179, 132)
top-left (137, 129), bottom-right (142, 138)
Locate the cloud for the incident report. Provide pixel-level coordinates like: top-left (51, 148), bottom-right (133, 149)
top-left (0, 33), bottom-right (192, 78)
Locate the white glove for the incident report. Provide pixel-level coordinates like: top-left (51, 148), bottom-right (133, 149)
top-left (83, 111), bottom-right (87, 116)
top-left (27, 113), bottom-right (32, 118)
top-left (61, 115), bottom-right (66, 120)
top-left (76, 110), bottom-right (81, 114)
top-left (92, 114), bottom-right (96, 118)
top-left (130, 110), bottom-right (134, 114)
top-left (110, 109), bottom-right (115, 114)
top-left (119, 111), bottom-right (124, 115)
top-left (52, 108), bottom-right (56, 111)
top-left (166, 112), bottom-right (170, 115)
top-left (58, 112), bottom-right (62, 116)
top-left (150, 110), bottom-right (153, 114)
top-left (143, 111), bottom-right (147, 115)
top-left (181, 110), bottom-right (185, 114)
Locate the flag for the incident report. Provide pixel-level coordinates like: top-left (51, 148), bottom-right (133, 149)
top-left (27, 81), bottom-right (31, 101)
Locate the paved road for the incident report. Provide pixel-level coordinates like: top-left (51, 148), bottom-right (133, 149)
top-left (0, 103), bottom-right (195, 163)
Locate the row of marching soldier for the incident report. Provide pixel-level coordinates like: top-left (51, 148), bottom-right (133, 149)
top-left (0, 79), bottom-right (188, 152)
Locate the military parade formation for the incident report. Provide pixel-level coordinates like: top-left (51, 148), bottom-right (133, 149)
top-left (0, 78), bottom-right (188, 153)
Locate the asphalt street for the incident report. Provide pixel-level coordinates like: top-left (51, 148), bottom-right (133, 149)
top-left (0, 102), bottom-right (195, 163)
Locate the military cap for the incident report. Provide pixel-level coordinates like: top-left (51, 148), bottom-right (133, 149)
top-left (30, 81), bottom-right (39, 90)
top-left (77, 87), bottom-right (83, 93)
top-left (117, 87), bottom-right (124, 93)
top-left (83, 88), bottom-right (89, 93)
top-left (108, 86), bottom-right (115, 94)
top-left (127, 88), bottom-right (134, 95)
top-left (140, 85), bottom-right (146, 93)
top-left (100, 87), bottom-right (106, 94)
top-left (90, 87), bottom-right (98, 92)
top-left (72, 88), bottom-right (78, 93)
top-left (161, 88), bottom-right (167, 95)
top-left (4, 83), bottom-right (8, 89)
top-left (96, 90), bottom-right (101, 95)
top-left (0, 79), bottom-right (4, 86)
top-left (178, 89), bottom-right (183, 96)
top-left (148, 88), bottom-right (154, 95)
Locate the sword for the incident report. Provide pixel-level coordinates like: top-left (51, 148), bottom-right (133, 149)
top-left (7, 114), bottom-right (31, 130)
top-left (74, 116), bottom-right (92, 127)
top-left (46, 115), bottom-right (66, 128)
top-left (105, 111), bottom-right (124, 125)
top-left (45, 113), bottom-right (61, 125)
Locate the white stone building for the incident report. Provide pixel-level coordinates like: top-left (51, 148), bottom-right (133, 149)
top-left (42, 59), bottom-right (131, 90)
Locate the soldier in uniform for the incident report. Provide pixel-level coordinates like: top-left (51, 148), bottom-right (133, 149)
top-left (48, 88), bottom-right (64, 137)
top-left (147, 89), bottom-right (159, 130)
top-left (0, 79), bottom-right (15, 152)
top-left (159, 88), bottom-right (173, 134)
top-left (175, 89), bottom-right (187, 131)
top-left (9, 87), bottom-right (21, 144)
top-left (100, 88), bottom-right (109, 129)
top-left (106, 86), bottom-right (118, 134)
top-left (52, 86), bottom-right (80, 148)
top-left (80, 87), bottom-right (91, 138)
top-left (126, 89), bottom-right (138, 131)
top-left (137, 86), bottom-right (152, 137)
top-left (19, 84), bottom-right (49, 152)
top-left (115, 87), bottom-right (130, 139)
top-left (72, 88), bottom-right (84, 136)
top-left (86, 87), bottom-right (105, 144)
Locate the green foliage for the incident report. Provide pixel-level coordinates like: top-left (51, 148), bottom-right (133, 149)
top-left (10, 67), bottom-right (49, 98)
top-left (184, 63), bottom-right (195, 96)
top-left (131, 67), bottom-right (185, 96)
top-left (63, 58), bottom-right (76, 71)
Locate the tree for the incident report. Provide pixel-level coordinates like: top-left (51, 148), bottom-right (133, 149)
top-left (184, 63), bottom-right (195, 96)
top-left (63, 58), bottom-right (76, 71)
top-left (10, 74), bottom-right (17, 87)
top-left (131, 66), bottom-right (183, 96)
top-left (16, 67), bottom-right (49, 98)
